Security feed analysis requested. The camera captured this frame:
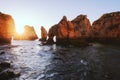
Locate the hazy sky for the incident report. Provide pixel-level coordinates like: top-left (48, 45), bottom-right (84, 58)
top-left (0, 0), bottom-right (120, 37)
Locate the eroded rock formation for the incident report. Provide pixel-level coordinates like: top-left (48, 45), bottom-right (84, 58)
top-left (40, 26), bottom-right (47, 41)
top-left (91, 11), bottom-right (120, 44)
top-left (47, 24), bottom-right (58, 44)
top-left (47, 15), bottom-right (91, 46)
top-left (0, 12), bottom-right (15, 43)
top-left (72, 15), bottom-right (91, 37)
top-left (14, 25), bottom-right (38, 40)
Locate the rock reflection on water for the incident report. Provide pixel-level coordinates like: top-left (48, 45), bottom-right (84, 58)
top-left (0, 41), bottom-right (120, 80)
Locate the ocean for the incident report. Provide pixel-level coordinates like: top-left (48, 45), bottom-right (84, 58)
top-left (0, 40), bottom-right (120, 80)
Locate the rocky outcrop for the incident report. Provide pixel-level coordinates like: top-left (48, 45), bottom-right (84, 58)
top-left (0, 12), bottom-right (15, 43)
top-left (45, 12), bottom-right (120, 45)
top-left (40, 26), bottom-right (47, 41)
top-left (91, 11), bottom-right (120, 44)
top-left (72, 15), bottom-right (91, 37)
top-left (47, 15), bottom-right (91, 46)
top-left (47, 24), bottom-right (58, 44)
top-left (14, 25), bottom-right (38, 40)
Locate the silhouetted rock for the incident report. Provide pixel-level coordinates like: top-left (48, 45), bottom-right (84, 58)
top-left (91, 11), bottom-right (120, 44)
top-left (0, 12), bottom-right (15, 43)
top-left (40, 26), bottom-right (47, 41)
top-left (14, 25), bottom-right (38, 40)
top-left (47, 15), bottom-right (91, 46)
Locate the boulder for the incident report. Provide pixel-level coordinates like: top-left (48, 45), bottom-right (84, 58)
top-left (40, 26), bottom-right (47, 41)
top-left (0, 69), bottom-right (20, 80)
top-left (91, 11), bottom-right (120, 44)
top-left (0, 51), bottom-right (5, 55)
top-left (0, 12), bottom-right (15, 43)
top-left (0, 62), bottom-right (10, 68)
top-left (0, 62), bottom-right (20, 80)
top-left (14, 25), bottom-right (38, 40)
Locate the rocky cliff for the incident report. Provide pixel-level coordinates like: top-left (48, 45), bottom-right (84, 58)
top-left (72, 15), bottom-right (91, 37)
top-left (0, 12), bottom-right (15, 43)
top-left (91, 11), bottom-right (120, 44)
top-left (14, 25), bottom-right (38, 40)
top-left (44, 11), bottom-right (120, 45)
top-left (47, 15), bottom-right (91, 46)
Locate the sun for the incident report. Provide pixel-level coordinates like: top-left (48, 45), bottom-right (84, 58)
top-left (16, 27), bottom-right (24, 34)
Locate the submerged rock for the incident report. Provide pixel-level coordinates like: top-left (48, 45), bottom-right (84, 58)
top-left (0, 12), bottom-right (15, 43)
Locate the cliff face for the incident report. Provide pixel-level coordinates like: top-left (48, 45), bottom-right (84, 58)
top-left (14, 25), bottom-right (38, 40)
top-left (91, 11), bottom-right (120, 44)
top-left (0, 12), bottom-right (15, 43)
top-left (72, 15), bottom-right (91, 37)
top-left (40, 26), bottom-right (47, 41)
top-left (45, 11), bottom-right (120, 45)
top-left (47, 15), bottom-right (91, 45)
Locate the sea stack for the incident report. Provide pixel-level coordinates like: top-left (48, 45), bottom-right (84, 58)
top-left (0, 12), bottom-right (15, 43)
top-left (40, 26), bottom-right (47, 41)
top-left (14, 25), bottom-right (38, 40)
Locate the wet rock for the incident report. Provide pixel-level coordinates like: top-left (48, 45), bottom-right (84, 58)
top-left (14, 25), bottom-right (38, 40)
top-left (0, 12), bottom-right (15, 43)
top-left (91, 11), bottom-right (120, 44)
top-left (0, 51), bottom-right (5, 55)
top-left (0, 69), bottom-right (20, 80)
top-left (0, 61), bottom-right (20, 80)
top-left (0, 62), bottom-right (10, 68)
top-left (40, 26), bottom-right (48, 41)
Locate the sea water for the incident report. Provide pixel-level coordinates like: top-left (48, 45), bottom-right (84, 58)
top-left (0, 40), bottom-right (120, 80)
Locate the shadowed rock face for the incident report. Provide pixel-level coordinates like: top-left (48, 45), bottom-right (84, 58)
top-left (91, 11), bottom-right (120, 44)
top-left (14, 25), bottom-right (38, 40)
top-left (0, 12), bottom-right (15, 43)
top-left (40, 26), bottom-right (47, 41)
top-left (47, 24), bottom-right (58, 44)
top-left (47, 15), bottom-right (91, 46)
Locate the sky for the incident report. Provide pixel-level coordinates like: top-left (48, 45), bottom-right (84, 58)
top-left (0, 0), bottom-right (120, 37)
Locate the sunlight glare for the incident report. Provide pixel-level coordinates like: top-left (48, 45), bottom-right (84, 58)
top-left (16, 27), bottom-right (24, 34)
